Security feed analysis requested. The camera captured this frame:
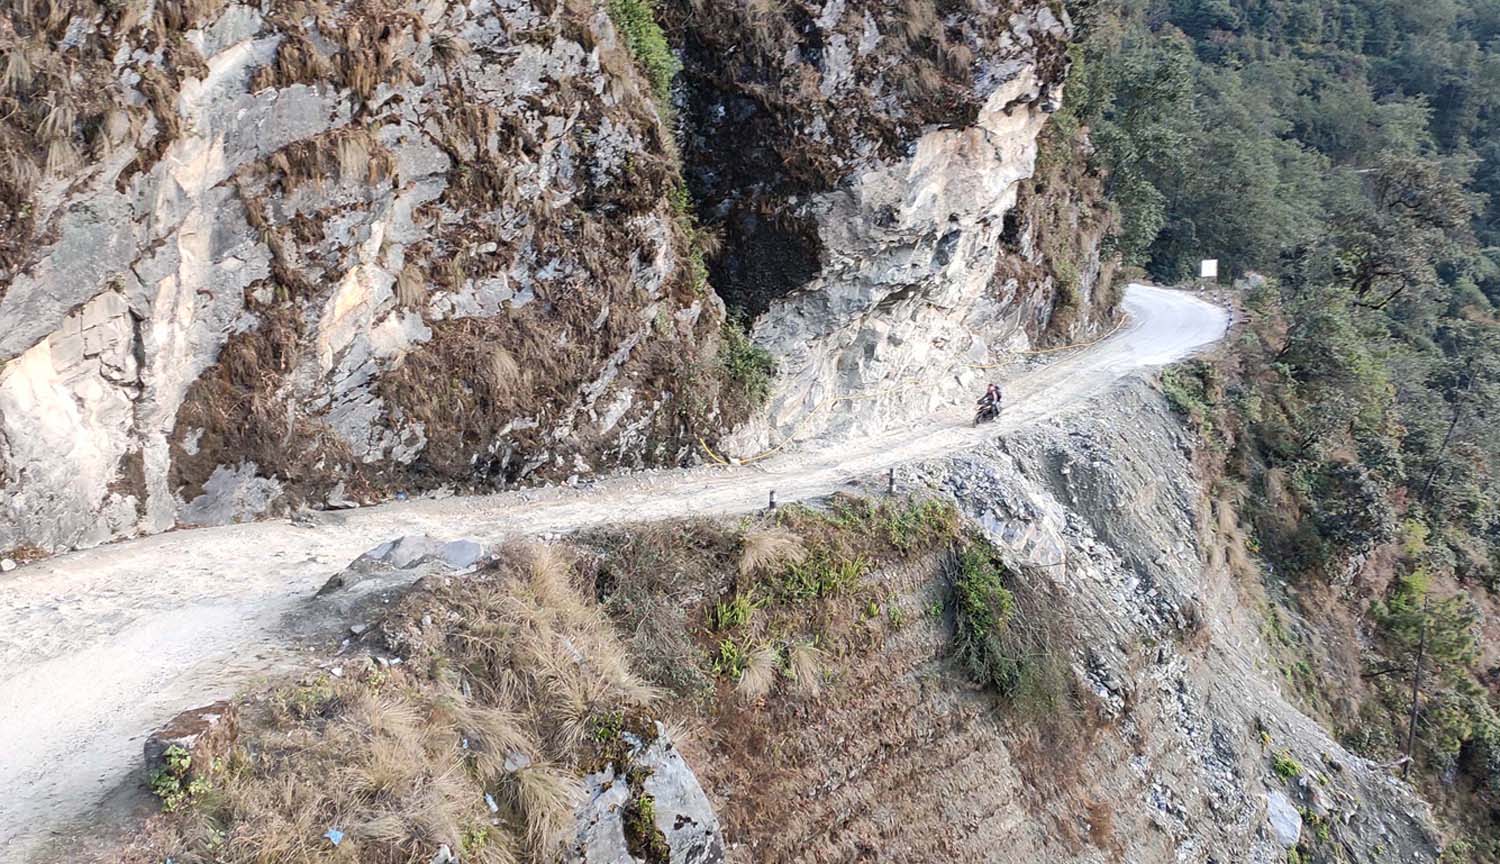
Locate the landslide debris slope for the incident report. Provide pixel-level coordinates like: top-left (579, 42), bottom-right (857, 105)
top-left (0, 0), bottom-right (1097, 555)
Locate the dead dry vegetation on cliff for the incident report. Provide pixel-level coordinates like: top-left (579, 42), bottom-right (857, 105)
top-left (160, 0), bottom-right (739, 503)
top-left (97, 496), bottom-right (1085, 863)
top-left (0, 0), bottom-right (221, 279)
top-left (1, 0), bottom-right (792, 553)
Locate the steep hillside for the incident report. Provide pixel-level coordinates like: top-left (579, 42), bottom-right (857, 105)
top-left (1058, 0), bottom-right (1500, 854)
top-left (71, 381), bottom-right (1442, 864)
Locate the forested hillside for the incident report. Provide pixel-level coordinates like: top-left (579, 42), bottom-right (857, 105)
top-left (1065, 0), bottom-right (1500, 855)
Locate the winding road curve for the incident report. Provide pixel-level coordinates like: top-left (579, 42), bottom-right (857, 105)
top-left (0, 284), bottom-right (1227, 861)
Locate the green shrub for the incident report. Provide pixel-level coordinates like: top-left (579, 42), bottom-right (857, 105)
top-left (718, 319), bottom-right (776, 410)
top-left (1272, 750), bottom-right (1304, 780)
top-left (605, 0), bottom-right (680, 103)
top-left (1160, 361), bottom-right (1217, 435)
top-left (881, 498), bottom-right (962, 552)
top-left (951, 544), bottom-right (1021, 694)
top-left (149, 744), bottom-right (210, 812)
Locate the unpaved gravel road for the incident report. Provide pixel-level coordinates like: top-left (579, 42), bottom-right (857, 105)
top-left (0, 284), bottom-right (1226, 861)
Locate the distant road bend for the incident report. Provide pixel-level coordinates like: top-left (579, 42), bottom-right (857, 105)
top-left (0, 283), bottom-right (1228, 861)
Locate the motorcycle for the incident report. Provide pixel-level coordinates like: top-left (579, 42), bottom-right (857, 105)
top-left (974, 398), bottom-right (1000, 427)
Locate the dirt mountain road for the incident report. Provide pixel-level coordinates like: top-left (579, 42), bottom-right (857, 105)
top-left (0, 284), bottom-right (1227, 861)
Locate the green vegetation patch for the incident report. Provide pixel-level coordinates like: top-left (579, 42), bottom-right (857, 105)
top-left (717, 319), bottom-right (776, 412)
top-left (622, 776), bottom-right (670, 863)
top-left (951, 543), bottom-right (1020, 694)
top-left (585, 495), bottom-right (963, 704)
top-left (1070, 0), bottom-right (1500, 832)
top-left (606, 0), bottom-right (680, 103)
top-left (148, 744), bottom-right (210, 813)
top-left (1271, 750), bottom-right (1304, 781)
top-left (1160, 360), bottom-right (1219, 437)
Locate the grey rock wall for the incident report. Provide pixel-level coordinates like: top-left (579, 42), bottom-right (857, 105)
top-left (0, 0), bottom-right (720, 552)
top-left (718, 4), bottom-right (1081, 452)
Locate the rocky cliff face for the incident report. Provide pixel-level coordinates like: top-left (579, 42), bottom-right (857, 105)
top-left (0, 0), bottom-right (729, 552)
top-left (0, 0), bottom-right (1104, 553)
top-left (672, 0), bottom-right (1096, 450)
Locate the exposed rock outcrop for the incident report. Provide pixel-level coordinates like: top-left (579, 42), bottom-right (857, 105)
top-left (673, 0), bottom-right (1105, 450)
top-left (0, 0), bottom-right (734, 552)
top-left (571, 723), bottom-right (724, 864)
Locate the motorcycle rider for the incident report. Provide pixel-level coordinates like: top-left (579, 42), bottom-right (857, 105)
top-left (975, 382), bottom-right (1002, 424)
top-left (979, 382), bottom-right (1002, 412)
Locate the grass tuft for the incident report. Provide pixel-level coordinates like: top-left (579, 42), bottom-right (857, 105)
top-left (736, 645), bottom-right (779, 701)
top-left (785, 641), bottom-right (823, 698)
top-left (738, 527), bottom-right (807, 576)
top-left (112, 544), bottom-right (669, 862)
top-left (509, 764), bottom-right (580, 855)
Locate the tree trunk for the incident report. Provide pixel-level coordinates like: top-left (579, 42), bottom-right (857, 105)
top-left (1402, 602), bottom-right (1429, 780)
top-left (1418, 365), bottom-right (1475, 505)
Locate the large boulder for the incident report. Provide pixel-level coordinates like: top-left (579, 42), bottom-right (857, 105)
top-left (311, 535), bottom-right (489, 628)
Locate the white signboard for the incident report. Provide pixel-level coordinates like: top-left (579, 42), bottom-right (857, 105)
top-left (1200, 259), bottom-right (1220, 280)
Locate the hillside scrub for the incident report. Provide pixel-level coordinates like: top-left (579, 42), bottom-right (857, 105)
top-left (1070, 0), bottom-right (1500, 851)
top-left (580, 495), bottom-right (964, 699)
top-left (103, 496), bottom-right (1081, 862)
top-left (106, 544), bottom-right (654, 863)
top-left (1162, 284), bottom-right (1500, 855)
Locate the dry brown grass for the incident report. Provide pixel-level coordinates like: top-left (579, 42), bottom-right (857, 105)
top-left (268, 128), bottom-right (394, 194)
top-left (784, 641), bottom-right (822, 697)
top-left (108, 544), bottom-right (661, 864)
top-left (736, 645), bottom-right (779, 701)
top-left (0, 542), bottom-right (49, 564)
top-left (737, 526), bottom-right (807, 576)
top-left (249, 0), bottom-right (421, 106)
top-left (169, 297), bottom-right (366, 506)
top-left (1085, 797), bottom-right (1121, 856)
top-left (396, 262), bottom-right (427, 309)
top-left (485, 346), bottom-right (522, 401)
top-left (2, 47), bottom-right (34, 95)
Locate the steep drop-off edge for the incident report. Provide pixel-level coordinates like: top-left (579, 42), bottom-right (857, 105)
top-left (58, 380), bottom-right (1443, 864)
